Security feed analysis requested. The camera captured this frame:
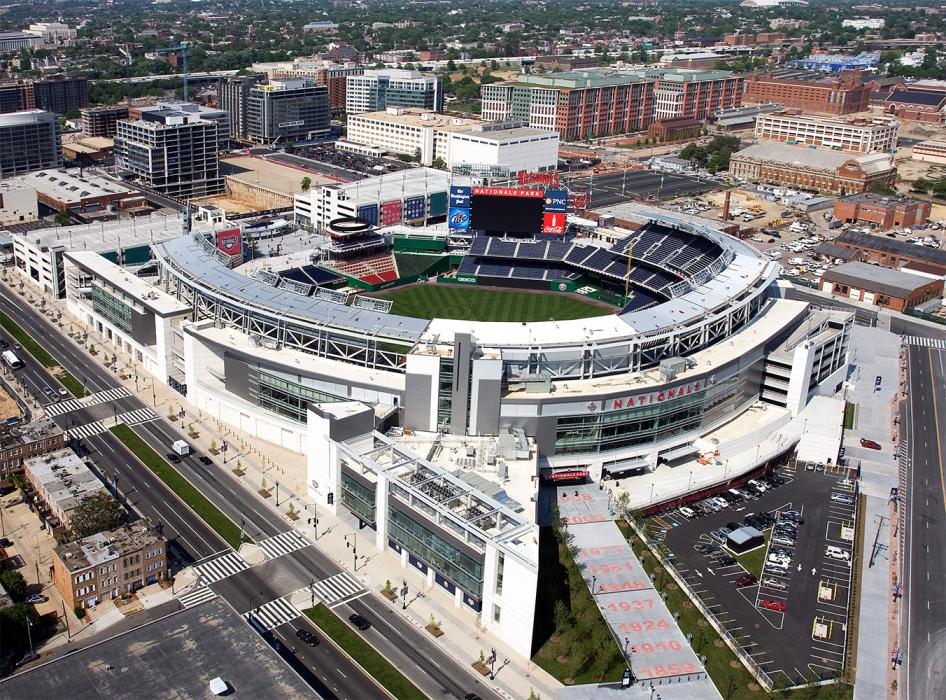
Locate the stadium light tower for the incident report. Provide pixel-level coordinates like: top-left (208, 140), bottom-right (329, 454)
top-left (624, 239), bottom-right (634, 299)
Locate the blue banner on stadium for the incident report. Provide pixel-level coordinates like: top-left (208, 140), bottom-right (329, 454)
top-left (404, 195), bottom-right (426, 220)
top-left (449, 186), bottom-right (471, 208)
top-left (448, 207), bottom-right (470, 230)
top-left (544, 189), bottom-right (568, 213)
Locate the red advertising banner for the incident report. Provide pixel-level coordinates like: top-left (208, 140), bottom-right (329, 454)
top-left (216, 228), bottom-right (242, 256)
top-left (472, 187), bottom-right (545, 198)
top-left (380, 199), bottom-right (402, 226)
top-left (518, 171), bottom-right (560, 188)
top-left (572, 192), bottom-right (589, 210)
top-left (542, 211), bottom-right (566, 235)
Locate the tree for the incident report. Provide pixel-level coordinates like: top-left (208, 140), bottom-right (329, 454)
top-left (413, 147), bottom-right (422, 162)
top-left (0, 570), bottom-right (27, 599)
top-left (446, 59), bottom-right (456, 72)
top-left (284, 141), bottom-right (295, 154)
top-left (54, 211), bottom-right (71, 227)
top-left (431, 156), bottom-right (445, 170)
top-left (67, 493), bottom-right (126, 541)
top-left (867, 181), bottom-right (897, 196)
top-left (300, 176), bottom-right (312, 191)
top-left (0, 603), bottom-right (40, 653)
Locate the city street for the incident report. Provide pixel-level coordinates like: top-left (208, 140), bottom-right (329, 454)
top-left (0, 281), bottom-right (501, 699)
top-left (902, 345), bottom-right (946, 700)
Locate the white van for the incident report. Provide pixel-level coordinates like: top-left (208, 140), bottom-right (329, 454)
top-left (825, 546), bottom-right (850, 561)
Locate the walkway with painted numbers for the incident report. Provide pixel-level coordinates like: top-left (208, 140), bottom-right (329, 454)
top-left (558, 485), bottom-right (713, 691)
top-left (178, 585), bottom-right (218, 609)
top-left (246, 595), bottom-right (303, 631)
top-left (310, 571), bottom-right (366, 607)
top-left (900, 335), bottom-right (946, 349)
top-left (257, 529), bottom-right (311, 560)
top-left (193, 551), bottom-right (250, 585)
top-left (44, 387), bottom-right (131, 416)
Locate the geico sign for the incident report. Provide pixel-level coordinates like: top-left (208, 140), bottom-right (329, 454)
top-left (605, 381), bottom-right (702, 411)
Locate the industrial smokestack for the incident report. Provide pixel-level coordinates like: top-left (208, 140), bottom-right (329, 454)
top-left (722, 190), bottom-right (731, 223)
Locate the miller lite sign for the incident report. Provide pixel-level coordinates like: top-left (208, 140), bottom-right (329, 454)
top-left (216, 228), bottom-right (242, 256)
top-left (448, 206), bottom-right (471, 230)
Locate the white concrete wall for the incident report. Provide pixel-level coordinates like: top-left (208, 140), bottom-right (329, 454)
top-left (786, 342), bottom-right (815, 416)
top-left (480, 540), bottom-right (538, 660)
top-left (447, 132), bottom-right (559, 174)
top-left (306, 407), bottom-right (341, 512)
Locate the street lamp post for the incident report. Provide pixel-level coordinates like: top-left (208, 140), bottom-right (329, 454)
top-left (345, 533), bottom-right (357, 572)
top-left (310, 579), bottom-right (315, 609)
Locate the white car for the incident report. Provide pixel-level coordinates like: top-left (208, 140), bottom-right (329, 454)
top-left (679, 506), bottom-right (696, 519)
top-left (825, 546), bottom-right (851, 561)
top-left (747, 479), bottom-right (767, 492)
top-left (767, 554), bottom-right (792, 566)
top-left (830, 493), bottom-right (854, 505)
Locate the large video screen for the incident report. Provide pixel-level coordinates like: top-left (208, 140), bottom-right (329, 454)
top-left (470, 191), bottom-right (544, 234)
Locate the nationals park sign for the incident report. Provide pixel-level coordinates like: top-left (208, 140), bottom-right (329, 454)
top-left (589, 380), bottom-right (703, 412)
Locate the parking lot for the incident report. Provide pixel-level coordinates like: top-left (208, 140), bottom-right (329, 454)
top-left (648, 462), bottom-right (859, 686)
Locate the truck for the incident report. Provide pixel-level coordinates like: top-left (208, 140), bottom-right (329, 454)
top-left (1, 350), bottom-right (23, 369)
top-left (171, 440), bottom-right (190, 457)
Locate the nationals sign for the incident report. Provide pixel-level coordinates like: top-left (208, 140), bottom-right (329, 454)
top-left (472, 187), bottom-right (544, 198)
top-left (216, 228), bottom-right (242, 256)
top-left (594, 381), bottom-right (703, 412)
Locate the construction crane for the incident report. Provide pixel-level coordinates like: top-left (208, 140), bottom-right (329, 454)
top-left (117, 44), bottom-right (133, 107)
top-left (152, 42), bottom-right (190, 101)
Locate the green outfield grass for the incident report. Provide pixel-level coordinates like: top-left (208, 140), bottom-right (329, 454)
top-left (373, 284), bottom-right (613, 322)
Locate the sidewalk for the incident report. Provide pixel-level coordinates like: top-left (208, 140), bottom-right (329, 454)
top-left (43, 290), bottom-right (562, 700)
top-left (844, 326), bottom-right (901, 700)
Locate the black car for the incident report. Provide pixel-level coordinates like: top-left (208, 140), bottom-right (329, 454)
top-left (725, 521), bottom-right (741, 532)
top-left (717, 555), bottom-right (737, 566)
top-left (348, 613), bottom-right (371, 630)
top-left (0, 340), bottom-right (8, 349)
top-left (166, 452), bottom-right (182, 464)
top-left (295, 628), bottom-right (319, 646)
top-left (198, 455), bottom-right (213, 465)
top-left (0, 537), bottom-right (11, 548)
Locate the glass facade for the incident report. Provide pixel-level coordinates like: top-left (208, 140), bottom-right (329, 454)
top-left (554, 376), bottom-right (744, 455)
top-left (90, 284), bottom-right (133, 334)
top-left (388, 503), bottom-right (485, 597)
top-left (340, 470), bottom-right (376, 525)
top-left (256, 371), bottom-right (344, 423)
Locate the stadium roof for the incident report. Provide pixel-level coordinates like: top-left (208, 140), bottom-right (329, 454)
top-left (154, 235), bottom-right (430, 341)
top-left (822, 261), bottom-right (938, 298)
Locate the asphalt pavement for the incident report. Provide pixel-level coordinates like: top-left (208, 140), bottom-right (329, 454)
top-left (0, 283), bottom-right (502, 700)
top-left (902, 345), bottom-right (946, 700)
top-left (566, 170), bottom-right (715, 207)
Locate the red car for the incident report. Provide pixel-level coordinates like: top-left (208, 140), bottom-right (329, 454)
top-left (860, 438), bottom-right (882, 450)
top-left (759, 599), bottom-right (787, 612)
top-left (735, 574), bottom-right (758, 587)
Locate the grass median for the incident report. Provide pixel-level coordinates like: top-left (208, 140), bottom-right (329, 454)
top-left (303, 603), bottom-right (422, 699)
top-left (109, 424), bottom-right (248, 549)
top-left (734, 529), bottom-right (770, 581)
top-left (0, 309), bottom-right (85, 397)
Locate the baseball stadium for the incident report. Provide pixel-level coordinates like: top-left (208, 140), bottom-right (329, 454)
top-left (60, 179), bottom-right (853, 661)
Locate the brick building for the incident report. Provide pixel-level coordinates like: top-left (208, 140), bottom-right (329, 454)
top-left (820, 261), bottom-right (943, 312)
top-left (743, 70), bottom-right (870, 115)
top-left (0, 418), bottom-right (66, 477)
top-left (13, 169), bottom-right (145, 215)
top-left (51, 520), bottom-right (166, 609)
top-left (880, 89), bottom-right (946, 123)
top-left (833, 192), bottom-right (931, 229)
top-left (832, 229), bottom-right (946, 275)
top-left (483, 68), bottom-right (742, 141)
top-left (912, 139), bottom-right (946, 164)
top-left (729, 141), bottom-right (896, 195)
top-left (648, 117), bottom-right (703, 142)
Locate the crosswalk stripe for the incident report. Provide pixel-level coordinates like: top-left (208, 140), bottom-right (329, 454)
top-left (66, 407), bottom-right (159, 442)
top-left (178, 585), bottom-right (218, 608)
top-left (117, 407), bottom-right (159, 425)
top-left (258, 530), bottom-right (311, 560)
top-left (68, 420), bottom-right (106, 440)
top-left (311, 571), bottom-right (364, 606)
top-left (193, 552), bottom-right (249, 585)
top-left (245, 596), bottom-right (301, 631)
top-left (44, 387), bottom-right (131, 417)
top-left (901, 335), bottom-right (946, 349)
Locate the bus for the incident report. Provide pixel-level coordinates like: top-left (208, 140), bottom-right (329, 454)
top-left (2, 350), bottom-right (23, 369)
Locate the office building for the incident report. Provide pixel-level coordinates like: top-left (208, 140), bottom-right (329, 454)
top-left (13, 168), bottom-right (146, 216)
top-left (0, 180), bottom-right (39, 226)
top-left (346, 69), bottom-right (442, 115)
top-left (820, 262), bottom-right (942, 312)
top-left (754, 111), bottom-right (899, 153)
top-left (447, 124), bottom-right (560, 175)
top-left (912, 139), bottom-right (946, 164)
top-left (728, 141), bottom-right (896, 194)
top-left (25, 22), bottom-right (76, 45)
top-left (833, 192), bottom-right (931, 229)
top-left (246, 79), bottom-right (331, 145)
top-left (483, 69), bottom-right (742, 141)
top-left (0, 110), bottom-right (62, 177)
top-left (0, 80), bottom-right (33, 114)
top-left (81, 106), bottom-right (129, 138)
top-left (52, 520), bottom-right (166, 609)
top-left (114, 105), bottom-right (224, 199)
top-left (32, 76), bottom-right (89, 115)
top-left (218, 75), bottom-right (260, 142)
top-left (0, 32), bottom-right (44, 53)
top-left (345, 108), bottom-right (478, 166)
top-left (252, 59), bottom-right (363, 112)
top-left (744, 70), bottom-right (870, 115)
top-left (129, 102), bottom-right (229, 148)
